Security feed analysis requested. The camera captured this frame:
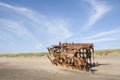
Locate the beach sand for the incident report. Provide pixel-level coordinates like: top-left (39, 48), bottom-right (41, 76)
top-left (0, 53), bottom-right (120, 80)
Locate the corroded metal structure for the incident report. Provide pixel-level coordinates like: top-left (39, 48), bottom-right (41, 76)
top-left (47, 42), bottom-right (97, 71)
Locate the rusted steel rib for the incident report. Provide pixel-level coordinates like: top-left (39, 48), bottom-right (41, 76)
top-left (47, 42), bottom-right (97, 71)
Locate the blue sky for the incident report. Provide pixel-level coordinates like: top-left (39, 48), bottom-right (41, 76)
top-left (0, 0), bottom-right (120, 53)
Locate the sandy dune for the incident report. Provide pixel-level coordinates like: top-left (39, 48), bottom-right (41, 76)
top-left (0, 53), bottom-right (120, 80)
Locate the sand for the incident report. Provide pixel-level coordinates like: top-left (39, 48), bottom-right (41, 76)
top-left (0, 53), bottom-right (120, 80)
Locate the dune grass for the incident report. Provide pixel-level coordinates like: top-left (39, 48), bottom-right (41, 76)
top-left (0, 49), bottom-right (120, 57)
top-left (0, 52), bottom-right (50, 57)
top-left (95, 49), bottom-right (120, 55)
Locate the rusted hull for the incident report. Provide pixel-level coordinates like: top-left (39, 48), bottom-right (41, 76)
top-left (47, 42), bottom-right (98, 71)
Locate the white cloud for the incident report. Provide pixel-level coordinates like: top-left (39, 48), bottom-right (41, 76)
top-left (0, 2), bottom-right (72, 50)
top-left (0, 19), bottom-right (30, 37)
top-left (0, 19), bottom-right (30, 39)
top-left (0, 2), bottom-right (72, 38)
top-left (0, 31), bottom-right (3, 40)
top-left (0, 28), bottom-right (15, 44)
top-left (0, 19), bottom-right (43, 47)
top-left (0, 2), bottom-right (28, 12)
top-left (81, 29), bottom-right (120, 43)
top-left (84, 29), bottom-right (120, 39)
top-left (83, 37), bottom-right (120, 43)
top-left (35, 40), bottom-right (42, 50)
top-left (84, 0), bottom-right (111, 29)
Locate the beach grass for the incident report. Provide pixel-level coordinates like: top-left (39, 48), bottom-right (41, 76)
top-left (95, 49), bottom-right (120, 55)
top-left (0, 52), bottom-right (50, 57)
top-left (0, 49), bottom-right (120, 57)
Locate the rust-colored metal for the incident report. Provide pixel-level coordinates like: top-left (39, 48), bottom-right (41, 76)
top-left (47, 42), bottom-right (97, 71)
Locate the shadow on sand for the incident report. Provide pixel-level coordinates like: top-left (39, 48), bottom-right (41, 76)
top-left (89, 63), bottom-right (110, 74)
top-left (98, 63), bottom-right (110, 66)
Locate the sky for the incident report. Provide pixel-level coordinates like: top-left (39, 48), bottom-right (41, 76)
top-left (0, 0), bottom-right (120, 53)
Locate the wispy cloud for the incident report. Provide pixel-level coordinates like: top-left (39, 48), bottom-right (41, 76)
top-left (82, 37), bottom-right (120, 43)
top-left (0, 27), bottom-right (15, 44)
top-left (0, 19), bottom-right (43, 49)
top-left (81, 29), bottom-right (120, 43)
top-left (84, 29), bottom-right (120, 39)
top-left (0, 19), bottom-right (30, 37)
top-left (84, 0), bottom-right (111, 29)
top-left (0, 2), bottom-right (72, 50)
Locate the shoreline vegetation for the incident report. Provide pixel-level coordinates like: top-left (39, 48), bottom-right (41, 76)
top-left (95, 49), bottom-right (120, 55)
top-left (0, 49), bottom-right (120, 57)
top-left (0, 52), bottom-right (49, 57)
